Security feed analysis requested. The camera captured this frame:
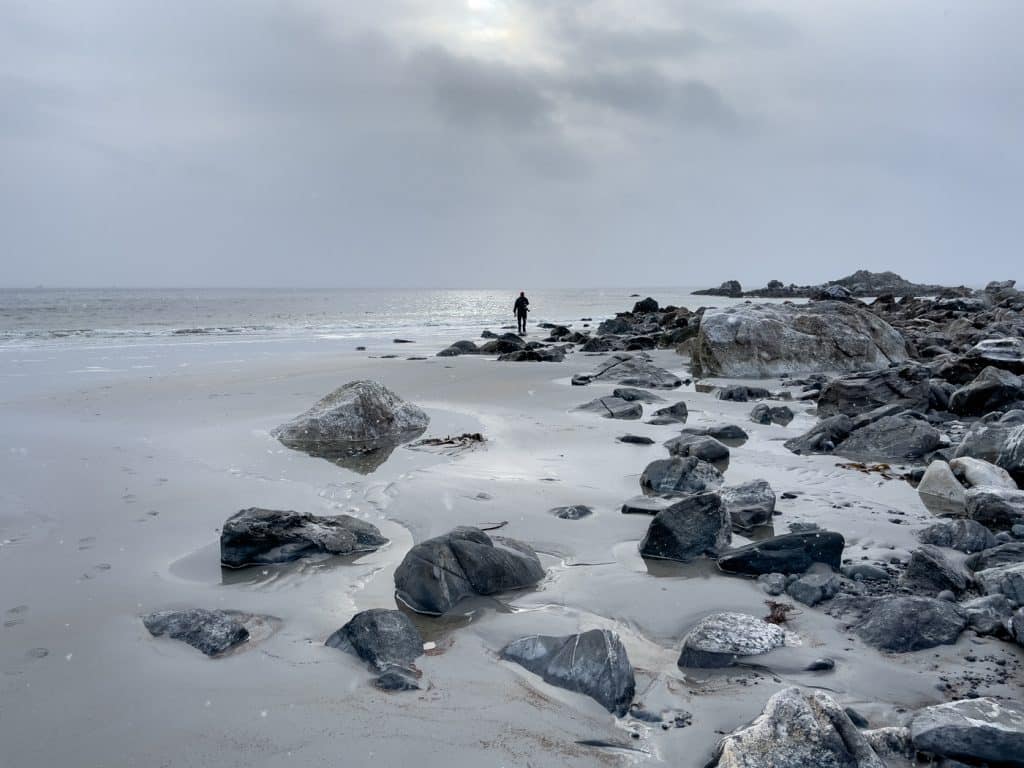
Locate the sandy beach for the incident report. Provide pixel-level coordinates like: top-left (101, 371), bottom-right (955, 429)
top-left (2, 322), bottom-right (1020, 767)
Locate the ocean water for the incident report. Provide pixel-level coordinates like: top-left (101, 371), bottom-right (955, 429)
top-left (0, 286), bottom-right (757, 350)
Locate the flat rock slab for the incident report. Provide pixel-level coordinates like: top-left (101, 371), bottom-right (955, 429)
top-left (501, 629), bottom-right (635, 716)
top-left (393, 527), bottom-right (545, 615)
top-left (581, 352), bottom-right (682, 389)
top-left (910, 698), bottom-right (1024, 767)
top-left (220, 508), bottom-right (388, 568)
top-left (143, 609), bottom-right (252, 657)
top-left (620, 496), bottom-right (673, 515)
top-left (575, 396), bottom-right (642, 420)
top-left (326, 608), bottom-right (423, 690)
top-left (717, 531), bottom-right (845, 575)
top-left (678, 612), bottom-right (791, 668)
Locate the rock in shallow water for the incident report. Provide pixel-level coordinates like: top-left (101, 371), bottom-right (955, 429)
top-left (709, 686), bottom-right (887, 768)
top-left (393, 527), bottom-right (545, 615)
top-left (916, 461), bottom-right (967, 512)
top-left (720, 479), bottom-right (776, 530)
top-left (501, 629), bottom-right (635, 716)
top-left (639, 492), bottom-right (731, 562)
top-left (220, 508), bottom-right (388, 568)
top-left (910, 698), bottom-right (1024, 767)
top-left (639, 456), bottom-right (724, 496)
top-left (550, 505), bottom-right (593, 520)
top-left (750, 403), bottom-right (794, 426)
top-left (717, 531), bottom-right (845, 575)
top-left (326, 608), bottom-right (422, 690)
top-left (142, 609), bottom-right (250, 656)
top-left (678, 612), bottom-right (790, 668)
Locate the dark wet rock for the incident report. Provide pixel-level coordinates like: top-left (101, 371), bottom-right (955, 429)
top-left (393, 527), bottom-right (545, 615)
top-left (551, 505), bottom-right (594, 520)
top-left (632, 296), bottom-right (659, 313)
top-left (806, 657), bottom-right (835, 672)
top-left (852, 596), bottom-right (967, 652)
top-left (899, 545), bottom-right (971, 596)
top-left (816, 364), bottom-right (931, 418)
top-left (961, 595), bottom-right (1013, 635)
top-left (967, 541), bottom-right (1024, 571)
top-left (501, 629), bottom-right (635, 716)
top-left (962, 338), bottom-right (1024, 377)
top-left (749, 403), bottom-right (794, 426)
top-left (693, 279), bottom-right (743, 298)
top-left (910, 698), bottom-right (1024, 767)
top-left (1014, 608), bottom-right (1024, 646)
top-left (618, 434), bottom-right (655, 445)
top-left (949, 366), bottom-right (1024, 416)
top-left (575, 396), bottom-right (643, 420)
top-left (784, 414), bottom-right (854, 455)
top-left (833, 412), bottom-right (941, 462)
top-left (787, 566), bottom-right (842, 606)
top-left (437, 340), bottom-right (480, 357)
top-left (142, 609), bottom-right (250, 656)
top-left (479, 338), bottom-right (525, 355)
top-left (598, 316), bottom-right (633, 335)
top-left (758, 573), bottom-right (787, 595)
top-left (953, 409), bottom-right (1024, 484)
top-left (919, 519), bottom-right (997, 554)
top-left (499, 347), bottom-right (566, 363)
top-left (841, 563), bottom-right (891, 581)
top-left (716, 385), bottom-right (771, 402)
top-left (974, 562), bottom-right (1024, 604)
top-left (678, 612), bottom-right (789, 669)
top-left (582, 352), bottom-right (682, 389)
top-left (639, 492), bottom-right (731, 562)
top-left (965, 488), bottom-right (1024, 530)
top-left (682, 424), bottom-right (749, 444)
top-left (692, 301), bottom-right (910, 378)
top-left (220, 508), bottom-right (388, 568)
top-left (612, 387), bottom-right (664, 403)
top-left (648, 401), bottom-right (688, 424)
top-left (580, 336), bottom-right (614, 353)
top-left (325, 609), bottom-right (422, 690)
top-left (663, 433), bottom-right (730, 464)
top-left (717, 531), bottom-right (844, 575)
top-left (721, 479), bottom-right (776, 530)
top-left (639, 456), bottom-right (724, 496)
top-left (620, 495), bottom-right (673, 515)
top-left (708, 686), bottom-right (887, 768)
top-left (272, 380), bottom-right (429, 473)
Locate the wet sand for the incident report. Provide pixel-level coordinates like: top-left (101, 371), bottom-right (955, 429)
top-left (1, 338), bottom-right (1021, 766)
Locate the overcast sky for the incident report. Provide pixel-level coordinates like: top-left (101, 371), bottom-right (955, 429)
top-left (2, 0), bottom-right (1021, 288)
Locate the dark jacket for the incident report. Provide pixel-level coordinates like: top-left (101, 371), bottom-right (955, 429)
top-left (514, 296), bottom-right (529, 316)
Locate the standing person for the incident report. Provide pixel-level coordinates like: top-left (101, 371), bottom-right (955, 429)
top-left (513, 291), bottom-right (530, 334)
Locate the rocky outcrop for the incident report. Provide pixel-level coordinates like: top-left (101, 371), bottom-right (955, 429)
top-left (142, 609), bottom-right (251, 656)
top-left (910, 698), bottom-right (1024, 767)
top-left (816, 364), bottom-right (931, 418)
top-left (692, 302), bottom-right (910, 377)
top-left (272, 380), bottom-right (429, 473)
top-left (696, 270), bottom-right (951, 299)
top-left (842, 596), bottom-right (967, 652)
top-left (949, 366), bottom-right (1024, 416)
top-left (326, 609), bottom-right (423, 691)
top-left (918, 519), bottom-right (997, 554)
top-left (678, 612), bottom-right (790, 668)
top-left (501, 629), bottom-right (635, 716)
top-left (220, 508), bottom-right (388, 568)
top-left (393, 527), bottom-right (545, 615)
top-left (638, 492), bottom-right (731, 562)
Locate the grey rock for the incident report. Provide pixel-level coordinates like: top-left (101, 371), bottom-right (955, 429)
top-left (974, 562), bottom-right (1024, 604)
top-left (393, 527), bottom-right (545, 615)
top-left (750, 403), bottom-right (794, 426)
top-left (954, 409), bottom-right (1024, 485)
top-left (639, 492), bottom-right (731, 562)
top-left (717, 531), bottom-right (845, 575)
top-left (841, 563), bottom-right (891, 581)
top-left (709, 687), bottom-right (886, 768)
top-left (899, 545), bottom-right (972, 596)
top-left (967, 541), bottom-right (1024, 571)
top-left (816, 364), bottom-right (931, 418)
top-left (639, 456), bottom-right (724, 496)
top-left (142, 609), bottom-right (250, 656)
top-left (961, 595), bottom-right (1013, 635)
top-left (833, 413), bottom-right (941, 462)
top-left (949, 456), bottom-right (1019, 490)
top-left (326, 609), bottom-right (422, 690)
top-left (758, 573), bottom-right (787, 596)
top-left (910, 698), bottom-right (1024, 767)
top-left (692, 301), bottom-right (910, 378)
top-left (581, 352), bottom-right (682, 389)
top-left (787, 566), bottom-right (842, 606)
top-left (680, 424), bottom-right (749, 444)
top-left (612, 387), bottom-right (664, 403)
top-left (678, 612), bottom-right (789, 669)
top-left (717, 385), bottom-right (772, 402)
top-left (649, 401), bottom-right (688, 424)
top-left (575, 396), bottom-right (643, 420)
top-left (721, 479), bottom-right (777, 530)
top-left (632, 296), bottom-right (659, 313)
top-left (949, 366), bottom-right (1024, 416)
top-left (965, 487), bottom-right (1024, 529)
top-left (618, 434), bottom-right (655, 445)
top-left (620, 495), bottom-right (673, 515)
top-left (272, 380), bottom-right (429, 473)
top-left (854, 596), bottom-right (967, 652)
top-left (550, 505), bottom-right (593, 520)
top-left (919, 519), bottom-right (997, 554)
top-left (501, 629), bottom-right (635, 716)
top-left (663, 433), bottom-right (730, 464)
top-left (784, 414), bottom-right (854, 455)
top-left (1014, 608), bottom-right (1024, 646)
top-left (220, 508), bottom-right (388, 568)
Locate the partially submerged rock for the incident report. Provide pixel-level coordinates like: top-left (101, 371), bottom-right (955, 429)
top-left (638, 492), bottom-right (731, 562)
top-left (272, 380), bottom-right (429, 473)
top-left (784, 415), bottom-right (854, 455)
top-left (639, 456), bottom-right (724, 496)
top-left (393, 527), bottom-right (545, 615)
top-left (681, 424), bottom-right (749, 444)
top-left (709, 687), bottom-right (887, 768)
top-left (501, 629), bottom-right (635, 716)
top-left (910, 698), bottom-right (1024, 767)
top-left (220, 508), bottom-right (388, 568)
top-left (648, 401), bottom-right (688, 424)
top-left (142, 609), bottom-right (250, 657)
top-left (787, 566), bottom-right (842, 606)
top-left (326, 608), bottom-right (423, 690)
top-left (678, 612), bottom-right (790, 668)
top-left (917, 460), bottom-right (967, 512)
top-left (717, 531), bottom-right (845, 575)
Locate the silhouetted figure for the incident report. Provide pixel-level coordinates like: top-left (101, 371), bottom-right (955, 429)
top-left (514, 292), bottom-right (529, 334)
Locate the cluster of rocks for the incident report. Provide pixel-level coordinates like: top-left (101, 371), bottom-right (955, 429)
top-left (437, 332), bottom-right (569, 362)
top-left (693, 269), bottom-right (955, 299)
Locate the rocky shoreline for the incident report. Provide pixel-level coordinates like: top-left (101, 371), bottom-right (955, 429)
top-left (693, 269), bottom-right (960, 299)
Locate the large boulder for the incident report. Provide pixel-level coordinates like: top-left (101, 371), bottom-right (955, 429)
top-left (580, 352), bottom-right (682, 389)
top-left (575, 396), bottom-right (642, 420)
top-left (953, 410), bottom-right (1024, 485)
top-left (916, 460), bottom-right (967, 511)
top-left (678, 612), bottom-right (790, 668)
top-left (663, 433), bottom-right (730, 464)
top-left (899, 545), bottom-right (971, 596)
top-left (272, 380), bottom-right (429, 473)
top-left (639, 456), bottom-right (724, 496)
top-left (962, 338), bottom-right (1024, 377)
top-left (220, 508), bottom-right (388, 568)
top-left (717, 531), bottom-right (844, 575)
top-left (142, 609), bottom-right (250, 657)
top-left (910, 698), bottom-right (1024, 767)
top-left (682, 424), bottom-right (749, 444)
top-left (816, 364), bottom-right (931, 418)
top-left (692, 302), bottom-right (910, 378)
top-left (851, 596), bottom-right (967, 653)
top-left (965, 488), bottom-right (1024, 529)
top-left (974, 562), bottom-right (1024, 604)
top-left (632, 296), bottom-right (659, 313)
top-left (833, 413), bottom-right (941, 462)
top-left (709, 687), bottom-right (887, 768)
top-left (949, 456), bottom-right (1018, 490)
top-left (721, 479), bottom-right (777, 530)
top-left (393, 527), bottom-right (545, 615)
top-left (918, 519), bottom-right (997, 554)
top-left (949, 366), bottom-right (1024, 416)
top-left (326, 609), bottom-right (423, 690)
top-left (639, 492), bottom-right (731, 562)
top-left (501, 629), bottom-right (635, 716)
